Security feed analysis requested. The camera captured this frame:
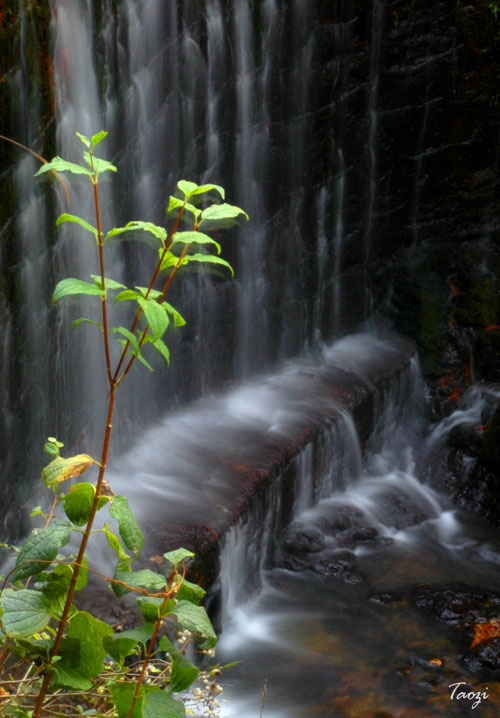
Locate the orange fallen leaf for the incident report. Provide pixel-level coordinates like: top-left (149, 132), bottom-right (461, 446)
top-left (470, 619), bottom-right (500, 649)
top-left (484, 325), bottom-right (500, 331)
top-left (429, 658), bottom-right (443, 666)
top-left (0, 687), bottom-right (9, 697)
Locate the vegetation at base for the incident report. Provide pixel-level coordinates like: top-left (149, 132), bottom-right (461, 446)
top-left (0, 130), bottom-right (248, 717)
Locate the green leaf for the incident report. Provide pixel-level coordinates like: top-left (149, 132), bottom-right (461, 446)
top-left (102, 634), bottom-right (139, 665)
top-left (56, 558), bottom-right (88, 593)
top-left (63, 482), bottom-right (95, 526)
top-left (42, 454), bottom-right (96, 489)
top-left (171, 230), bottom-right (221, 254)
top-left (170, 601), bottom-right (217, 648)
top-left (44, 443), bottom-right (59, 456)
top-left (44, 437), bottom-right (63, 456)
top-left (83, 152), bottom-right (117, 175)
top-left (176, 579), bottom-right (206, 605)
top-left (137, 595), bottom-right (173, 622)
top-left (177, 180), bottom-right (199, 197)
top-left (134, 349), bottom-right (154, 372)
top-left (158, 635), bottom-right (199, 692)
top-left (135, 286), bottom-right (162, 300)
top-left (158, 250), bottom-right (179, 272)
top-left (200, 202), bottom-right (249, 224)
top-left (109, 495), bottom-right (144, 555)
top-left (105, 220), bottom-right (166, 246)
top-left (144, 336), bottom-right (170, 366)
top-left (51, 662), bottom-right (92, 690)
top-left (110, 683), bottom-right (145, 718)
top-left (10, 635), bottom-right (51, 662)
top-left (114, 569), bottom-right (166, 593)
top-left (75, 132), bottom-right (91, 148)
top-left (111, 326), bottom-right (140, 354)
top-left (103, 525), bottom-right (131, 563)
top-left (91, 130), bottom-right (108, 148)
top-left (53, 278), bottom-right (105, 302)
top-left (143, 689), bottom-right (186, 718)
top-left (14, 520), bottom-right (72, 580)
top-left (60, 610), bottom-right (113, 679)
top-left (73, 317), bottom-right (104, 333)
top-left (91, 275), bottom-right (127, 291)
top-left (189, 183), bottom-right (225, 200)
top-left (41, 560), bottom-right (88, 615)
top-left (35, 157), bottom-right (93, 178)
top-left (167, 196), bottom-right (201, 221)
top-left (115, 289), bottom-right (140, 302)
top-left (163, 302), bottom-right (186, 327)
top-left (56, 213), bottom-right (98, 240)
top-left (47, 436), bottom-right (64, 448)
top-left (137, 296), bottom-right (169, 340)
top-left (178, 253), bottom-right (234, 276)
top-left (0, 589), bottom-right (51, 637)
top-left (163, 548), bottom-right (194, 568)
top-left (103, 623), bottom-right (154, 665)
top-left (110, 557), bottom-right (132, 597)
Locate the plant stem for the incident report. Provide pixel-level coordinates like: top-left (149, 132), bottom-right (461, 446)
top-left (93, 180), bottom-right (113, 386)
top-left (33, 384), bottom-right (117, 717)
top-left (0, 637), bottom-right (10, 667)
top-left (112, 204), bottom-right (186, 384)
top-left (117, 240), bottom-right (192, 386)
top-left (125, 571), bottom-right (178, 718)
top-left (33, 176), bottom-right (118, 718)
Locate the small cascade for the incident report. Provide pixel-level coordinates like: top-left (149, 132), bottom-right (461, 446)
top-left (215, 349), bottom-right (500, 717)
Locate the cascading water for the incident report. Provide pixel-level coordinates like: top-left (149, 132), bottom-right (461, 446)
top-left (214, 350), bottom-right (500, 718)
top-left (2, 2), bottom-right (500, 713)
top-left (1, 0), bottom-right (396, 530)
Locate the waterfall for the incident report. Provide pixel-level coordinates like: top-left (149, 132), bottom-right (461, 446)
top-left (2, 0), bottom-right (339, 532)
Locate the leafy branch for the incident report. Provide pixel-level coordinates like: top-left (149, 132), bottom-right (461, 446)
top-left (0, 130), bottom-right (248, 718)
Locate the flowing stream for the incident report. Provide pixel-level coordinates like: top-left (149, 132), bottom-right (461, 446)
top-left (211, 358), bottom-right (500, 717)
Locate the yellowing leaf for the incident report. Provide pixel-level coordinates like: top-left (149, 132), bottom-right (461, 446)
top-left (470, 619), bottom-right (500, 649)
top-left (42, 454), bottom-right (96, 489)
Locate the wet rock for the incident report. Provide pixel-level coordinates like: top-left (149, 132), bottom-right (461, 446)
top-left (413, 585), bottom-right (500, 677)
top-left (413, 585), bottom-right (500, 626)
top-left (311, 550), bottom-right (364, 584)
top-left (462, 638), bottom-right (500, 673)
top-left (337, 525), bottom-right (379, 546)
top-left (281, 526), bottom-right (325, 555)
top-left (376, 490), bottom-right (433, 530)
top-left (315, 507), bottom-right (355, 534)
top-left (369, 591), bottom-right (401, 605)
top-left (462, 638), bottom-right (500, 675)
